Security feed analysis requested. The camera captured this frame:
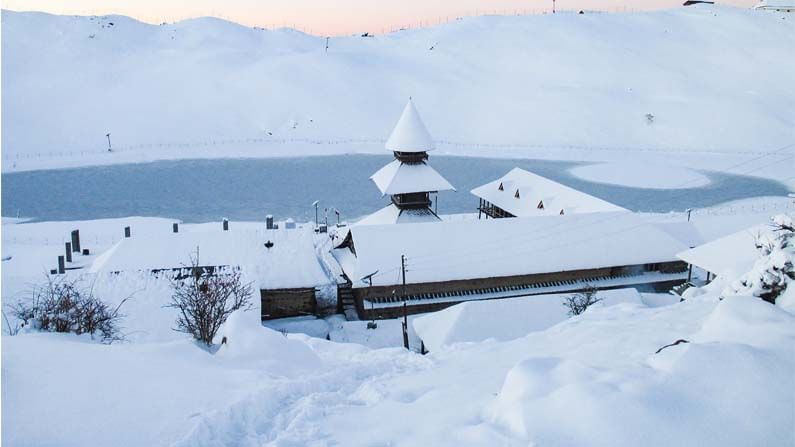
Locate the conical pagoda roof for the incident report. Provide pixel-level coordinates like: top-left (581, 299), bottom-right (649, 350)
top-left (385, 99), bottom-right (435, 153)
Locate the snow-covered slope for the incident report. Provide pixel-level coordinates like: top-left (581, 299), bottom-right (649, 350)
top-left (2, 6), bottom-right (794, 169)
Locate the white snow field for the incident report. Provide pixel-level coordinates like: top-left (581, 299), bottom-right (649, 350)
top-left (3, 286), bottom-right (794, 446)
top-left (2, 6), bottom-right (794, 181)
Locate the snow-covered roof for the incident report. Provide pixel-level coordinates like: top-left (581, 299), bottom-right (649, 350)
top-left (384, 99), bottom-right (435, 153)
top-left (356, 204), bottom-right (440, 226)
top-left (371, 159), bottom-right (455, 195)
top-left (676, 225), bottom-right (764, 278)
top-left (652, 213), bottom-right (774, 249)
top-left (412, 288), bottom-right (642, 352)
top-left (754, 0), bottom-right (794, 8)
top-left (471, 168), bottom-right (627, 217)
top-left (337, 211), bottom-right (688, 288)
top-left (90, 225), bottom-right (330, 289)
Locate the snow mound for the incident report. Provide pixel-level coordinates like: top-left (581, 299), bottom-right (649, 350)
top-left (214, 310), bottom-right (322, 375)
top-left (570, 162), bottom-right (710, 189)
top-left (413, 288), bottom-right (642, 352)
top-left (490, 357), bottom-right (598, 436)
top-left (694, 295), bottom-right (795, 347)
top-left (487, 296), bottom-right (795, 446)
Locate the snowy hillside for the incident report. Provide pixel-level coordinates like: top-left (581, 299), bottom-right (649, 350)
top-left (2, 6), bottom-right (794, 169)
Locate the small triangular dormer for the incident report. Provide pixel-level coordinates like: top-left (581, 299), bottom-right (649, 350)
top-left (537, 200), bottom-right (544, 209)
top-left (559, 209), bottom-right (565, 215)
top-left (514, 190), bottom-right (520, 199)
top-left (498, 182), bottom-right (504, 191)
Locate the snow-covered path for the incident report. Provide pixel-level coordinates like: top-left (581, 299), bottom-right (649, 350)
top-left (248, 300), bottom-right (723, 446)
top-left (173, 343), bottom-right (433, 446)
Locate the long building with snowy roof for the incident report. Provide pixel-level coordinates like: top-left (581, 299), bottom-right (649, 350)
top-left (472, 167), bottom-right (627, 219)
top-left (333, 211), bottom-right (689, 319)
top-left (753, 0), bottom-right (794, 12)
top-left (90, 221), bottom-right (334, 319)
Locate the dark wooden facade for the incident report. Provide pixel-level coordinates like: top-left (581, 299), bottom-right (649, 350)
top-left (478, 198), bottom-right (516, 219)
top-left (394, 151), bottom-right (428, 163)
top-left (353, 261), bottom-right (688, 320)
top-left (260, 288), bottom-right (318, 320)
top-left (392, 191), bottom-right (432, 209)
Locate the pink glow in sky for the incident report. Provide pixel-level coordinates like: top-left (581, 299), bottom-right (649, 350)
top-left (4, 0), bottom-right (756, 35)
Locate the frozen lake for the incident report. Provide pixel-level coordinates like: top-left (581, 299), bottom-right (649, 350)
top-left (2, 155), bottom-right (789, 223)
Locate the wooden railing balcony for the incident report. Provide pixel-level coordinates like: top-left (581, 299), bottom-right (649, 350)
top-left (393, 151), bottom-right (429, 164)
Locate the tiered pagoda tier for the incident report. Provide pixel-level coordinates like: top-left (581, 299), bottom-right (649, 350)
top-left (363, 99), bottom-right (455, 225)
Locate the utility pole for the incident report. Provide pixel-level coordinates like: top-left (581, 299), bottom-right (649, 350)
top-left (106, 133), bottom-right (112, 152)
top-left (401, 254), bottom-right (409, 350)
top-left (552, 0), bottom-right (556, 14)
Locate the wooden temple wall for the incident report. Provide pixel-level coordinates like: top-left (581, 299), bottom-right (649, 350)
top-left (354, 261), bottom-right (687, 320)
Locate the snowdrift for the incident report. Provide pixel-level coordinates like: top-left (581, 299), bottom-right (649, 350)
top-left (413, 288), bottom-right (642, 352)
top-left (487, 296), bottom-right (795, 446)
top-left (214, 309), bottom-right (322, 374)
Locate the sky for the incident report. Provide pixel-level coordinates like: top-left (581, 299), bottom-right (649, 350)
top-left (3, 0), bottom-right (757, 35)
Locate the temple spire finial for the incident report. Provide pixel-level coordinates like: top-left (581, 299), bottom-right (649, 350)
top-left (385, 98), bottom-right (435, 153)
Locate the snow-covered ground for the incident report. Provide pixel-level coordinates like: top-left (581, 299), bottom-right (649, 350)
top-left (2, 6), bottom-right (794, 181)
top-left (412, 288), bottom-right (675, 352)
top-left (4, 281), bottom-right (793, 446)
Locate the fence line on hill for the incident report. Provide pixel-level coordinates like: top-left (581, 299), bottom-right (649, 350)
top-left (4, 136), bottom-right (790, 162)
top-left (151, 7), bottom-right (633, 37)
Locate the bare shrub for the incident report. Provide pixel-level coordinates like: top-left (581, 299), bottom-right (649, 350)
top-left (2, 310), bottom-right (21, 336)
top-left (8, 274), bottom-right (127, 343)
top-left (563, 285), bottom-right (602, 316)
top-left (166, 253), bottom-right (253, 346)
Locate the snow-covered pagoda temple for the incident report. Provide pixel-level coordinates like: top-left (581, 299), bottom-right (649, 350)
top-left (357, 99), bottom-right (455, 225)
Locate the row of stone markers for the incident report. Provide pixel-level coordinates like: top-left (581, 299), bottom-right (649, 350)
top-left (52, 230), bottom-right (91, 274)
